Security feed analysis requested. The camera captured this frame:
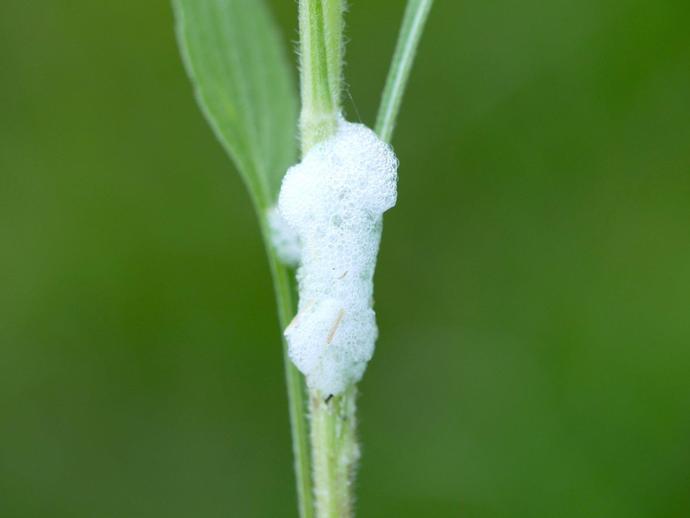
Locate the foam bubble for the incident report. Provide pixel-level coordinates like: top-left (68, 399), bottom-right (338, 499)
top-left (267, 205), bottom-right (301, 266)
top-left (278, 118), bottom-right (398, 395)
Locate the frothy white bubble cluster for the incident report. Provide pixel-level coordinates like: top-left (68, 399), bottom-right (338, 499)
top-left (267, 206), bottom-right (301, 266)
top-left (277, 119), bottom-right (398, 395)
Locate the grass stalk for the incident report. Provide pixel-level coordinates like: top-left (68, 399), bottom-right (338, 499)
top-left (294, 1), bottom-right (433, 515)
top-left (261, 218), bottom-right (314, 518)
top-left (298, 1), bottom-right (359, 516)
top-left (310, 388), bottom-right (359, 518)
top-left (299, 0), bottom-right (344, 153)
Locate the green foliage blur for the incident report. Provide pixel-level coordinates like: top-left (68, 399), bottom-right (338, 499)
top-left (1, 0), bottom-right (688, 516)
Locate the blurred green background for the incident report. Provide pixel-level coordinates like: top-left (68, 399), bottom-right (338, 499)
top-left (1, 0), bottom-right (689, 516)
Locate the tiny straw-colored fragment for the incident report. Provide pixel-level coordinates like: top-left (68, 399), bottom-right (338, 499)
top-left (327, 309), bottom-right (346, 345)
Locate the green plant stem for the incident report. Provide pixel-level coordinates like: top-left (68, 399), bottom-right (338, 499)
top-left (299, 0), bottom-right (344, 153)
top-left (375, 0), bottom-right (434, 143)
top-left (310, 388), bottom-right (359, 518)
top-left (298, 1), bottom-right (360, 517)
top-left (261, 218), bottom-right (314, 518)
top-left (294, 1), bottom-right (432, 515)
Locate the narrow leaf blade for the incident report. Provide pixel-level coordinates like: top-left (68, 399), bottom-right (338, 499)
top-left (375, 0), bottom-right (433, 143)
top-left (173, 0), bottom-right (298, 207)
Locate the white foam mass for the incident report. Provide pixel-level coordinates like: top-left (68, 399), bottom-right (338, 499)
top-left (278, 119), bottom-right (398, 395)
top-left (267, 206), bottom-right (301, 266)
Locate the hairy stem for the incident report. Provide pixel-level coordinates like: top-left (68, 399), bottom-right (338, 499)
top-left (298, 1), bottom-right (359, 516)
top-left (294, 1), bottom-right (433, 515)
top-left (310, 388), bottom-right (359, 518)
top-left (299, 0), bottom-right (344, 153)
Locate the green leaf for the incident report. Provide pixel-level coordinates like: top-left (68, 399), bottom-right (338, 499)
top-left (173, 0), bottom-right (298, 208)
top-left (375, 0), bottom-right (433, 144)
top-left (173, 6), bottom-right (312, 518)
